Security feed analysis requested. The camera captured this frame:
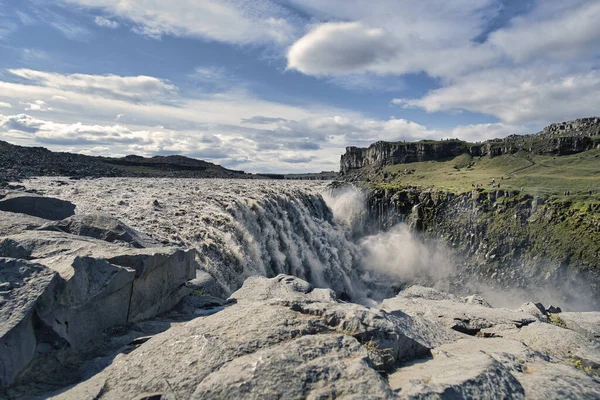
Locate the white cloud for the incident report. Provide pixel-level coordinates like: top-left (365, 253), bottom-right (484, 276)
top-left (63, 0), bottom-right (297, 45)
top-left (22, 100), bottom-right (53, 112)
top-left (286, 0), bottom-right (500, 78)
top-left (287, 22), bottom-right (399, 76)
top-left (0, 102), bottom-right (11, 108)
top-left (0, 68), bottom-right (536, 172)
top-left (9, 69), bottom-right (177, 103)
top-left (488, 1), bottom-right (600, 63)
top-left (396, 66), bottom-right (600, 124)
top-left (94, 16), bottom-right (119, 29)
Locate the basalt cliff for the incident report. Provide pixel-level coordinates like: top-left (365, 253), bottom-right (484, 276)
top-left (338, 117), bottom-right (600, 309)
top-left (341, 117), bottom-right (600, 175)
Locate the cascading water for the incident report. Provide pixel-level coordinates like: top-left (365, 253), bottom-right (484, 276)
top-left (24, 178), bottom-right (395, 302)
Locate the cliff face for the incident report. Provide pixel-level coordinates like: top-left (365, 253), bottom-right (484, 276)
top-left (341, 118), bottom-right (600, 174)
top-left (341, 140), bottom-right (468, 173)
top-left (362, 187), bottom-right (600, 309)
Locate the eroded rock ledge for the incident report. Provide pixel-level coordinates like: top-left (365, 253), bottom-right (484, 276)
top-left (27, 275), bottom-right (600, 400)
top-left (0, 192), bottom-right (197, 388)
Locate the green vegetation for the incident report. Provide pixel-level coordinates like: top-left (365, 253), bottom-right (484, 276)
top-left (549, 314), bottom-right (568, 329)
top-left (378, 149), bottom-right (600, 199)
top-left (570, 357), bottom-right (593, 374)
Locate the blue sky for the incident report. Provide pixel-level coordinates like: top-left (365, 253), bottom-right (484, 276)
top-left (0, 0), bottom-right (599, 173)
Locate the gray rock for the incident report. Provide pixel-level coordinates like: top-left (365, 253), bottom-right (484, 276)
top-left (0, 193), bottom-right (75, 220)
top-left (193, 335), bottom-right (393, 399)
top-left (0, 258), bottom-right (59, 388)
top-left (381, 285), bottom-right (537, 335)
top-left (502, 321), bottom-right (600, 365)
top-left (464, 294), bottom-right (492, 308)
top-left (50, 275), bottom-right (459, 399)
top-left (390, 337), bottom-right (600, 399)
top-left (517, 361), bottom-right (600, 399)
top-left (186, 270), bottom-right (227, 299)
top-left (0, 211), bottom-right (48, 237)
top-left (38, 213), bottom-right (160, 248)
top-left (559, 312), bottom-right (600, 341)
top-left (389, 339), bottom-right (526, 399)
top-left (516, 302), bottom-right (548, 322)
top-left (0, 231), bottom-right (197, 346)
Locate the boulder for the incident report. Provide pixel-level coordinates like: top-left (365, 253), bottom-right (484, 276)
top-left (516, 302), bottom-right (548, 322)
top-left (381, 286), bottom-right (537, 335)
top-left (558, 312), bottom-right (600, 341)
top-left (0, 211), bottom-right (48, 237)
top-left (0, 258), bottom-right (59, 388)
top-left (389, 337), bottom-right (600, 399)
top-left (193, 335), bottom-right (393, 399)
top-left (0, 231), bottom-right (197, 346)
top-left (0, 193), bottom-right (75, 220)
top-left (501, 321), bottom-right (600, 365)
top-left (50, 275), bottom-right (460, 399)
top-left (463, 294), bottom-right (492, 308)
top-left (389, 339), bottom-right (526, 399)
top-left (38, 213), bottom-right (159, 248)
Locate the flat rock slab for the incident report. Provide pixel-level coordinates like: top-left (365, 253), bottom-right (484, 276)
top-left (389, 337), bottom-right (600, 399)
top-left (0, 193), bottom-right (75, 220)
top-left (0, 258), bottom-right (59, 387)
top-left (501, 321), bottom-right (600, 365)
top-left (49, 275), bottom-right (459, 399)
top-left (381, 285), bottom-right (538, 335)
top-left (0, 211), bottom-right (48, 237)
top-left (559, 312), bottom-right (600, 341)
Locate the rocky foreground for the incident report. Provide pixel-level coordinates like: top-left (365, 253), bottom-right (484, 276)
top-left (1, 189), bottom-right (600, 399)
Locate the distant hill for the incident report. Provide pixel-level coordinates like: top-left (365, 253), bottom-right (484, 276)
top-left (0, 140), bottom-right (251, 181)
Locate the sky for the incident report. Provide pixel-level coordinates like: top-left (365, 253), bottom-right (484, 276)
top-left (0, 0), bottom-right (599, 173)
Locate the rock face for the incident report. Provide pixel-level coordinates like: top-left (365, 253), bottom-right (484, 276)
top-left (340, 117), bottom-right (600, 174)
top-left (0, 231), bottom-right (197, 346)
top-left (0, 193), bottom-right (75, 220)
top-left (35, 277), bottom-right (600, 399)
top-left (0, 211), bottom-right (47, 237)
top-left (0, 196), bottom-right (200, 388)
top-left (364, 187), bottom-right (600, 309)
top-left (0, 258), bottom-right (59, 387)
top-left (341, 140), bottom-right (468, 173)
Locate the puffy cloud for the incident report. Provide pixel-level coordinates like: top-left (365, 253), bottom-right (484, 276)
top-left (286, 0), bottom-right (500, 78)
top-left (63, 0), bottom-right (297, 45)
top-left (8, 69), bottom-right (177, 103)
top-left (0, 102), bottom-right (12, 108)
top-left (94, 16), bottom-right (119, 29)
top-left (396, 67), bottom-right (600, 124)
top-left (287, 22), bottom-right (399, 76)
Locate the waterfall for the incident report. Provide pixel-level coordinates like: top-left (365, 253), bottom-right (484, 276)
top-left (24, 178), bottom-right (385, 302)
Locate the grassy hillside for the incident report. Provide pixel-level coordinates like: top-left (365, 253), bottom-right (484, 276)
top-left (375, 148), bottom-right (600, 200)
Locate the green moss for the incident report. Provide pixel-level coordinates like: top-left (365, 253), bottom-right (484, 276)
top-left (549, 314), bottom-right (568, 329)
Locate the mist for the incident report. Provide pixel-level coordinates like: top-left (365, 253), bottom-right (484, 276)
top-left (323, 185), bottom-right (598, 312)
